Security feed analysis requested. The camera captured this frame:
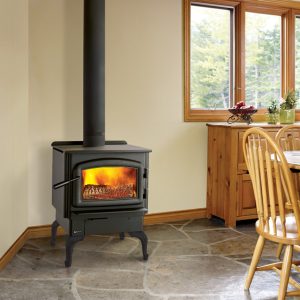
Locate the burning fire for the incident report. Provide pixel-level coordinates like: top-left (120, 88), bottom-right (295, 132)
top-left (82, 166), bottom-right (137, 186)
top-left (82, 167), bottom-right (137, 200)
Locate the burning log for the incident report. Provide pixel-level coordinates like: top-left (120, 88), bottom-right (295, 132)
top-left (83, 184), bottom-right (137, 200)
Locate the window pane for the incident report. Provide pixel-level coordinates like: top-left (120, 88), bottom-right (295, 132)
top-left (190, 5), bottom-right (232, 110)
top-left (245, 12), bottom-right (281, 108)
top-left (295, 16), bottom-right (300, 107)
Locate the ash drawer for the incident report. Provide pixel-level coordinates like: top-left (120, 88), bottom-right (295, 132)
top-left (82, 210), bottom-right (146, 235)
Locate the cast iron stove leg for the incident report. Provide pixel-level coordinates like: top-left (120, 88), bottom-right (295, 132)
top-left (50, 220), bottom-right (59, 246)
top-left (129, 231), bottom-right (148, 260)
top-left (119, 232), bottom-right (125, 240)
top-left (65, 235), bottom-right (84, 268)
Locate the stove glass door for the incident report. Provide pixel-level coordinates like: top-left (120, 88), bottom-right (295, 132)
top-left (82, 166), bottom-right (138, 200)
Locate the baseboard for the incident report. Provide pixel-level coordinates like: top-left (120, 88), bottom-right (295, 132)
top-left (144, 208), bottom-right (207, 225)
top-left (0, 208), bottom-right (206, 270)
top-left (27, 224), bottom-right (65, 239)
top-left (0, 228), bottom-right (30, 270)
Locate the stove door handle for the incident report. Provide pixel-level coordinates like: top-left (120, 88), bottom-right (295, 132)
top-left (53, 177), bottom-right (80, 190)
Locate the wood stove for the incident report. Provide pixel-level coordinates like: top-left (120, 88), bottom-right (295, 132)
top-left (50, 0), bottom-right (151, 267)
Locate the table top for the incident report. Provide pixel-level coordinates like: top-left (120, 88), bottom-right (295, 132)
top-left (284, 151), bottom-right (300, 170)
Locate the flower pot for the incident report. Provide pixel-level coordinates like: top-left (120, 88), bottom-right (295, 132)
top-left (279, 109), bottom-right (295, 124)
top-left (266, 112), bottom-right (279, 124)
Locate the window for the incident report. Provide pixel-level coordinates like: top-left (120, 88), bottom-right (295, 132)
top-left (245, 12), bottom-right (281, 108)
top-left (184, 0), bottom-right (299, 122)
top-left (190, 5), bottom-right (233, 110)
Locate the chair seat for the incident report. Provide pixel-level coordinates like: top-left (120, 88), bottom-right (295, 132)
top-left (256, 214), bottom-right (300, 244)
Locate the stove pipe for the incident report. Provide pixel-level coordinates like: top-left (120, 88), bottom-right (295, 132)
top-left (83, 0), bottom-right (105, 147)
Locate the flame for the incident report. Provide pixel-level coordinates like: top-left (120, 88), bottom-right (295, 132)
top-left (82, 167), bottom-right (137, 187)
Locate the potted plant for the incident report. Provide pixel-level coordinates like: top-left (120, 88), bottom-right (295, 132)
top-left (266, 100), bottom-right (279, 124)
top-left (280, 90), bottom-right (297, 124)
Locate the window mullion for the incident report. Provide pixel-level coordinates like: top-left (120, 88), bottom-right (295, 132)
top-left (235, 2), bottom-right (245, 104)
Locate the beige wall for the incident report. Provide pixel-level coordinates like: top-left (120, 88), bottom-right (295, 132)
top-left (105, 0), bottom-right (207, 214)
top-left (28, 0), bottom-right (208, 225)
top-left (0, 0), bottom-right (29, 257)
top-left (28, 0), bottom-right (84, 225)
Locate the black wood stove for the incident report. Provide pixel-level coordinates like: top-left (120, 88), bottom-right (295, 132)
top-left (50, 0), bottom-right (151, 267)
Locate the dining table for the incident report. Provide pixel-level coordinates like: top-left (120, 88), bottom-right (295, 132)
top-left (284, 151), bottom-right (300, 172)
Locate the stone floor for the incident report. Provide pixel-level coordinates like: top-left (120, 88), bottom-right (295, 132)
top-left (1, 218), bottom-right (300, 299)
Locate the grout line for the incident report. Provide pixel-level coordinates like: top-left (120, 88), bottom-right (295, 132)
top-left (217, 254), bottom-right (250, 269)
top-left (97, 236), bottom-right (114, 250)
top-left (230, 227), bottom-right (258, 239)
top-left (180, 219), bottom-right (195, 232)
top-left (0, 277), bottom-right (72, 282)
top-left (127, 241), bottom-right (141, 256)
top-left (15, 254), bottom-right (36, 267)
top-left (76, 285), bottom-right (144, 292)
top-left (168, 224), bottom-right (182, 232)
top-left (209, 235), bottom-right (245, 246)
top-left (183, 227), bottom-right (229, 233)
top-left (71, 270), bottom-right (82, 300)
top-left (80, 267), bottom-right (145, 273)
top-left (143, 241), bottom-right (165, 298)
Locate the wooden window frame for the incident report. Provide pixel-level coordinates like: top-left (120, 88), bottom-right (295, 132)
top-left (184, 0), bottom-right (239, 122)
top-left (184, 0), bottom-right (300, 122)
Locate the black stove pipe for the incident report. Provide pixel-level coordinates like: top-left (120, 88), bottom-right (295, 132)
top-left (83, 0), bottom-right (105, 147)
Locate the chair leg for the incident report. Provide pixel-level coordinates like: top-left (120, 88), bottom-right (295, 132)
top-left (276, 243), bottom-right (284, 259)
top-left (278, 245), bottom-right (293, 300)
top-left (244, 235), bottom-right (265, 290)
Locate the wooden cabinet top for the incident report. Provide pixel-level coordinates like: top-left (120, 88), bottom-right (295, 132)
top-left (206, 122), bottom-right (291, 129)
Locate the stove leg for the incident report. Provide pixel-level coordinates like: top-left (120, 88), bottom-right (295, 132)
top-left (50, 220), bottom-right (59, 246)
top-left (129, 231), bottom-right (148, 260)
top-left (119, 232), bottom-right (125, 240)
top-left (65, 235), bottom-right (84, 268)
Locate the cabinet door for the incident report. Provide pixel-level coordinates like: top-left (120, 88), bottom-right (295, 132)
top-left (237, 174), bottom-right (257, 217)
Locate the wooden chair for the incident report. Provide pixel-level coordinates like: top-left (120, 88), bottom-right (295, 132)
top-left (243, 127), bottom-right (300, 299)
top-left (275, 125), bottom-right (300, 258)
top-left (276, 125), bottom-right (300, 152)
top-left (275, 125), bottom-right (300, 199)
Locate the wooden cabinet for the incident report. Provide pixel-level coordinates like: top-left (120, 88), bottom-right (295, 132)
top-left (206, 122), bottom-right (283, 227)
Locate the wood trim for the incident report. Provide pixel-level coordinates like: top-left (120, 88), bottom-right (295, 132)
top-left (184, 0), bottom-right (300, 122)
top-left (240, 0), bottom-right (300, 10)
top-left (288, 9), bottom-right (298, 91)
top-left (191, 0), bottom-right (239, 6)
top-left (0, 208), bottom-right (207, 270)
top-left (144, 208), bottom-right (207, 225)
top-left (237, 2), bottom-right (245, 102)
top-left (236, 214), bottom-right (258, 221)
top-left (185, 110), bottom-right (232, 122)
top-left (184, 0), bottom-right (237, 122)
top-left (184, 0), bottom-right (191, 122)
top-left (0, 228), bottom-right (29, 270)
top-left (227, 128), bottom-right (239, 227)
top-left (191, 0), bottom-right (300, 9)
top-left (243, 3), bottom-right (289, 15)
top-left (27, 225), bottom-right (65, 239)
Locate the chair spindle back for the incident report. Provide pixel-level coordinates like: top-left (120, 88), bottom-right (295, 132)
top-left (276, 125), bottom-right (300, 151)
top-left (243, 128), bottom-right (300, 237)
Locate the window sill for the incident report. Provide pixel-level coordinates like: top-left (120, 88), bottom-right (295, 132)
top-left (185, 109), bottom-right (300, 122)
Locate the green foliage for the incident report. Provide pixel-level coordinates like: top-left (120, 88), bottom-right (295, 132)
top-left (190, 7), bottom-right (230, 109)
top-left (245, 13), bottom-right (281, 108)
top-left (190, 8), bottom-right (282, 110)
top-left (267, 100), bottom-right (279, 114)
top-left (280, 90), bottom-right (297, 110)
